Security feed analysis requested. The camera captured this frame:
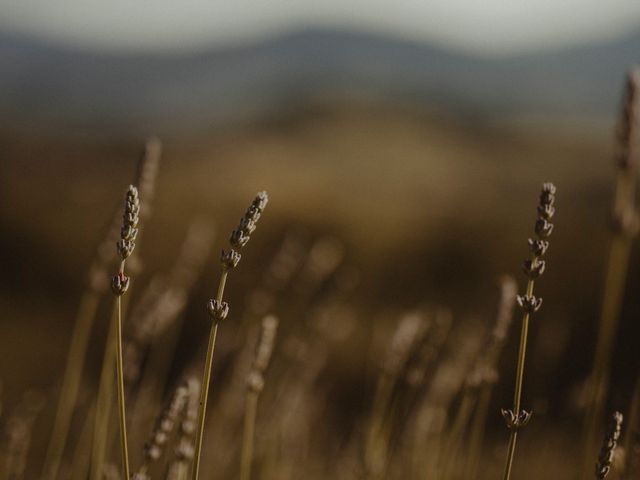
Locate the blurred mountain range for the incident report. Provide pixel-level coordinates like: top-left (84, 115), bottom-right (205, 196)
top-left (0, 28), bottom-right (638, 135)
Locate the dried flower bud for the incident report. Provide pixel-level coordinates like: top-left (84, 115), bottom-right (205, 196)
top-left (522, 259), bottom-right (546, 279)
top-left (245, 191), bottom-right (269, 222)
top-left (534, 218), bottom-right (554, 238)
top-left (501, 409), bottom-right (532, 429)
top-left (123, 212), bottom-right (139, 229)
top-left (126, 185), bottom-right (139, 202)
top-left (540, 182), bottom-right (556, 199)
top-left (537, 204), bottom-right (555, 220)
top-left (206, 299), bottom-right (229, 322)
top-left (253, 191), bottom-right (269, 211)
top-left (230, 229), bottom-right (250, 249)
top-left (115, 185), bottom-right (141, 266)
top-left (123, 186), bottom-right (140, 219)
top-left (121, 224), bottom-right (139, 242)
top-left (528, 239), bottom-right (549, 257)
top-left (596, 411), bottom-right (623, 479)
top-left (220, 249), bottom-right (241, 270)
top-left (516, 294), bottom-right (543, 313)
top-left (117, 239), bottom-right (135, 259)
top-left (238, 217), bottom-right (256, 235)
top-left (126, 198), bottom-right (140, 213)
top-left (111, 272), bottom-right (130, 296)
top-left (617, 71), bottom-right (640, 170)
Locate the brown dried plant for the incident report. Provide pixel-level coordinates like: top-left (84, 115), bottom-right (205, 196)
top-left (240, 315), bottom-right (279, 480)
top-left (43, 138), bottom-right (161, 480)
top-left (595, 411), bottom-right (623, 479)
top-left (583, 69), bottom-right (640, 473)
top-left (111, 184), bottom-right (142, 480)
top-left (191, 191), bottom-right (269, 480)
top-left (501, 182), bottom-right (556, 480)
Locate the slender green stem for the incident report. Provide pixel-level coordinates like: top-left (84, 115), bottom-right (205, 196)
top-left (217, 271), bottom-right (228, 304)
top-left (42, 289), bottom-right (101, 480)
top-left (503, 430), bottom-right (520, 480)
top-left (115, 296), bottom-right (131, 479)
top-left (240, 391), bottom-right (259, 480)
top-left (192, 269), bottom-right (228, 480)
top-left (502, 279), bottom-right (534, 480)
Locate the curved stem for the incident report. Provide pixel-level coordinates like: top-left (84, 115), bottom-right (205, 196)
top-left (192, 269), bottom-right (228, 480)
top-left (502, 279), bottom-right (534, 480)
top-left (115, 296), bottom-right (130, 479)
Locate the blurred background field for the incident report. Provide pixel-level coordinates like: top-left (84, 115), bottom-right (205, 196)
top-left (1, 2), bottom-right (640, 478)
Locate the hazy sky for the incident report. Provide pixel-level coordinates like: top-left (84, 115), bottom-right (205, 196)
top-left (1, 0), bottom-right (640, 56)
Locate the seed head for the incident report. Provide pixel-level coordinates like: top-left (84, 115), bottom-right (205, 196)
top-left (617, 70), bottom-right (640, 170)
top-left (534, 218), bottom-right (554, 239)
top-left (247, 315), bottom-right (279, 393)
top-left (534, 183), bottom-right (556, 240)
top-left (596, 411), bottom-right (623, 479)
top-left (111, 272), bottom-right (130, 296)
top-left (124, 187), bottom-right (140, 224)
top-left (220, 249), bottom-right (241, 270)
top-left (537, 204), bottom-right (555, 220)
top-left (522, 259), bottom-right (546, 279)
top-left (528, 239), bottom-right (549, 257)
top-left (540, 182), bottom-right (556, 198)
top-left (501, 409), bottom-right (532, 429)
top-left (228, 191), bottom-right (269, 249)
top-left (245, 191), bottom-right (269, 222)
top-left (143, 381), bottom-right (189, 465)
top-left (230, 229), bottom-right (250, 249)
top-left (117, 239), bottom-right (135, 259)
top-left (253, 315), bottom-right (278, 373)
top-left (253, 191), bottom-right (269, 210)
top-left (206, 299), bottom-right (229, 322)
top-left (238, 217), bottom-right (257, 235)
top-left (116, 185), bottom-right (141, 261)
top-left (516, 294), bottom-right (543, 313)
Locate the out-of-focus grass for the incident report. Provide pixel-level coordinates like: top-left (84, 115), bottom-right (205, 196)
top-left (0, 101), bottom-right (632, 478)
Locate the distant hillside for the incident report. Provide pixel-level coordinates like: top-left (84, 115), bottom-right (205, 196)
top-left (0, 28), bottom-right (638, 135)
